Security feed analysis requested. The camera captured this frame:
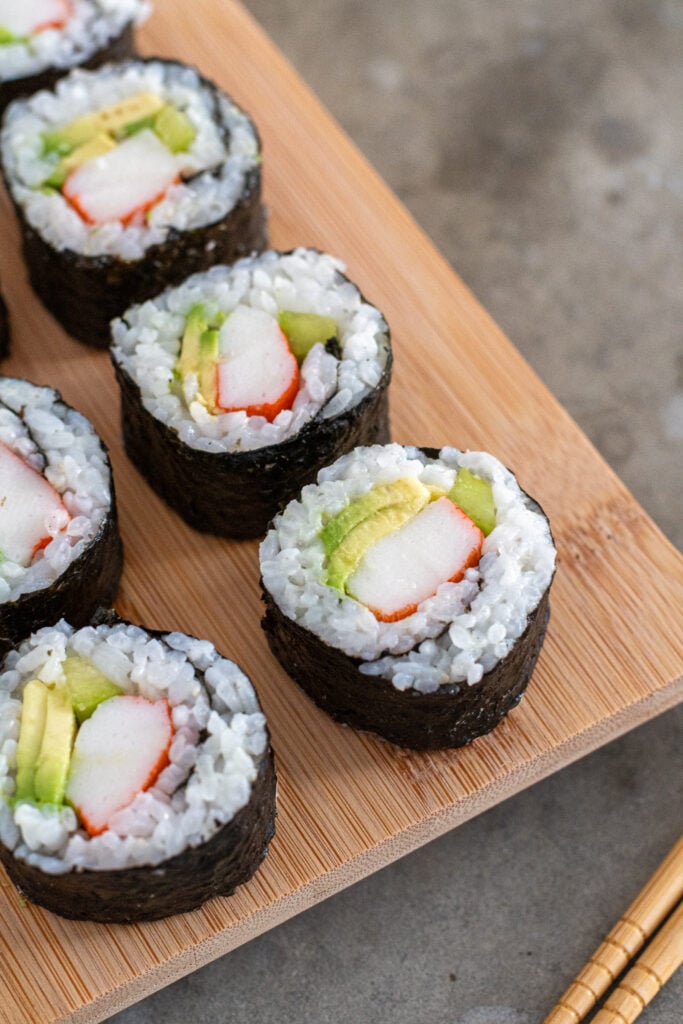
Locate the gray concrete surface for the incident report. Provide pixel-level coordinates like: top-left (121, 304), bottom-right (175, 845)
top-left (112, 2), bottom-right (682, 1021)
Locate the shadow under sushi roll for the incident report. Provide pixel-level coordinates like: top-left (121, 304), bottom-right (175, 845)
top-left (0, 619), bottom-right (276, 922)
top-left (260, 444), bottom-right (556, 750)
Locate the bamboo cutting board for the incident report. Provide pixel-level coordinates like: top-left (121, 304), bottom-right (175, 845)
top-left (1, 3), bottom-right (682, 1022)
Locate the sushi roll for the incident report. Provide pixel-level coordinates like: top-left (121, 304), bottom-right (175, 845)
top-left (0, 376), bottom-right (122, 657)
top-left (1, 58), bottom-right (266, 346)
top-left (110, 248), bottom-right (393, 539)
top-left (0, 0), bottom-right (147, 114)
top-left (260, 444), bottom-right (556, 750)
top-left (0, 618), bottom-right (276, 922)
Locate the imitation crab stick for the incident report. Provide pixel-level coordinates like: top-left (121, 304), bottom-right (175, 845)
top-left (347, 496), bottom-right (484, 622)
top-left (216, 304), bottom-right (300, 421)
top-left (0, 0), bottom-right (71, 36)
top-left (0, 440), bottom-right (69, 566)
top-left (62, 129), bottom-right (179, 226)
top-left (66, 695), bottom-right (174, 837)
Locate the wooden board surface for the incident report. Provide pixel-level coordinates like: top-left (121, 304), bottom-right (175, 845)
top-left (1, 3), bottom-right (682, 1022)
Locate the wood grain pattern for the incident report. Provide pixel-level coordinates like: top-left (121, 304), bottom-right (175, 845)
top-left (0, 2), bottom-right (681, 1022)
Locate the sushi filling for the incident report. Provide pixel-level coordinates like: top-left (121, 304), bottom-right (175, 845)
top-left (260, 444), bottom-right (556, 693)
top-left (111, 248), bottom-right (391, 452)
top-left (0, 0), bottom-right (146, 82)
top-left (1, 60), bottom-right (260, 259)
top-left (0, 377), bottom-right (111, 603)
top-left (0, 620), bottom-right (269, 873)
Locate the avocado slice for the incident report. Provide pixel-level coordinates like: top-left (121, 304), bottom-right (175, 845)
top-left (177, 304), bottom-right (209, 381)
top-left (63, 656), bottom-right (122, 724)
top-left (115, 113), bottom-right (158, 140)
top-left (153, 104), bottom-right (196, 153)
top-left (320, 476), bottom-right (430, 558)
top-left (0, 26), bottom-right (26, 44)
top-left (14, 679), bottom-right (48, 801)
top-left (42, 92), bottom-right (165, 157)
top-left (33, 683), bottom-right (76, 805)
top-left (448, 468), bottom-right (496, 536)
top-left (43, 132), bottom-right (117, 189)
top-left (278, 311), bottom-right (338, 363)
top-left (326, 502), bottom-right (424, 592)
top-left (198, 328), bottom-right (219, 407)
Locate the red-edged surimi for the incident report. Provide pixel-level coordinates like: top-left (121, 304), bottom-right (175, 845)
top-left (65, 695), bottom-right (174, 837)
top-left (216, 305), bottom-right (300, 421)
top-left (0, 441), bottom-right (69, 566)
top-left (62, 129), bottom-right (179, 226)
top-left (0, 0), bottom-right (71, 36)
top-left (347, 496), bottom-right (484, 622)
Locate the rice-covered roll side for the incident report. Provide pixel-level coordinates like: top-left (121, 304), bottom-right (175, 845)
top-left (0, 618), bottom-right (276, 922)
top-left (0, 376), bottom-right (122, 657)
top-left (260, 444), bottom-right (556, 750)
top-left (110, 248), bottom-right (392, 538)
top-left (0, 0), bottom-right (147, 114)
top-left (1, 58), bottom-right (266, 346)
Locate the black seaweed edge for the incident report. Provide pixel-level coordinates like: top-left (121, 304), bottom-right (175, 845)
top-left (0, 21), bottom-right (135, 116)
top-left (0, 379), bottom-right (124, 658)
top-left (260, 447), bottom-right (556, 750)
top-left (110, 260), bottom-right (393, 538)
top-left (1, 57), bottom-right (267, 347)
top-left (0, 616), bottom-right (277, 923)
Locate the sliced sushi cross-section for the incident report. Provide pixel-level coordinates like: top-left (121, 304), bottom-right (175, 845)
top-left (0, 439), bottom-right (68, 565)
top-left (0, 620), bottom-right (277, 922)
top-left (260, 444), bottom-right (557, 749)
top-left (0, 377), bottom-right (123, 657)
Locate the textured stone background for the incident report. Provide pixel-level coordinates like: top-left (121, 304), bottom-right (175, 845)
top-left (242, 0), bottom-right (682, 552)
top-left (113, 3), bottom-right (682, 1022)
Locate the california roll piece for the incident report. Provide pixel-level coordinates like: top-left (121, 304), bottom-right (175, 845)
top-left (260, 444), bottom-right (556, 750)
top-left (110, 248), bottom-right (392, 538)
top-left (0, 376), bottom-right (122, 657)
top-left (0, 0), bottom-right (147, 113)
top-left (1, 58), bottom-right (266, 346)
top-left (0, 618), bottom-right (276, 921)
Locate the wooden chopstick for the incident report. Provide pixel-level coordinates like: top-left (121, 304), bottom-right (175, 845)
top-left (544, 835), bottom-right (683, 1024)
top-left (591, 899), bottom-right (683, 1023)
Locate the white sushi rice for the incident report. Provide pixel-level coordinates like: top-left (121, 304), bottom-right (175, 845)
top-left (111, 248), bottom-right (391, 452)
top-left (0, 377), bottom-right (111, 602)
top-left (260, 444), bottom-right (556, 694)
top-left (1, 59), bottom-right (260, 259)
top-left (0, 620), bottom-right (269, 873)
top-left (0, 0), bottom-right (148, 82)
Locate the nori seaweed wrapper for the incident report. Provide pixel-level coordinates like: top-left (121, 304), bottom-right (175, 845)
top-left (112, 335), bottom-right (392, 541)
top-left (0, 383), bottom-right (123, 658)
top-left (260, 449), bottom-right (554, 750)
top-left (262, 586), bottom-right (550, 750)
top-left (2, 60), bottom-right (267, 347)
top-left (0, 620), bottom-right (277, 923)
top-left (0, 21), bottom-right (135, 117)
top-left (0, 745), bottom-right (276, 922)
top-left (0, 289), bottom-right (10, 359)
